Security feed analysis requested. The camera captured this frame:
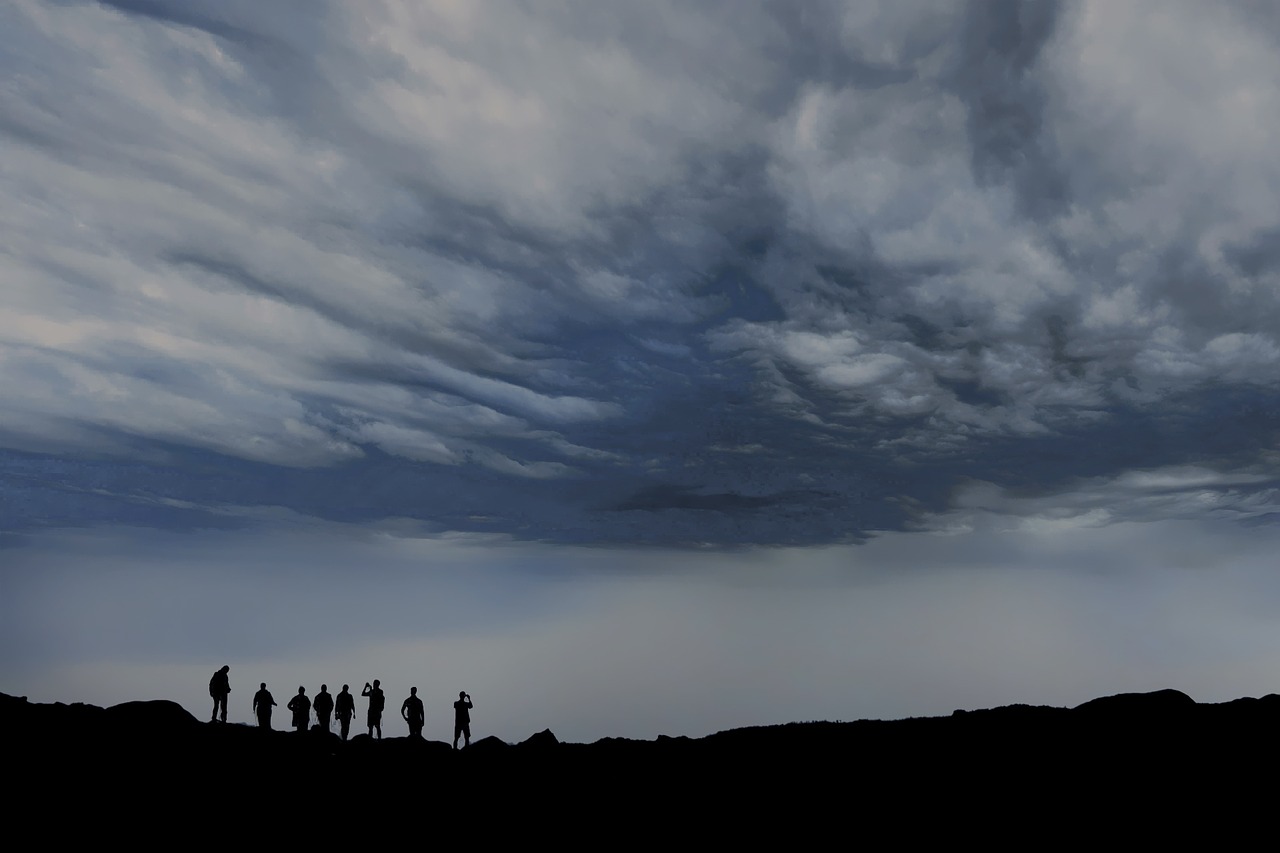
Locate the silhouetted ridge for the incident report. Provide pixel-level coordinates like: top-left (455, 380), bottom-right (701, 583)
top-left (518, 728), bottom-right (558, 749)
top-left (1072, 687), bottom-right (1196, 715)
top-left (7, 688), bottom-right (1280, 826)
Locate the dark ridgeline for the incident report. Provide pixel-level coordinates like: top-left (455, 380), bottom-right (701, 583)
top-left (5, 689), bottom-right (1278, 835)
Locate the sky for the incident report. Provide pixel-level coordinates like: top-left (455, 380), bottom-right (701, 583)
top-left (4, 0), bottom-right (1280, 743)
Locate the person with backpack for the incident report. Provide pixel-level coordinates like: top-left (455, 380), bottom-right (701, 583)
top-left (209, 665), bottom-right (231, 723)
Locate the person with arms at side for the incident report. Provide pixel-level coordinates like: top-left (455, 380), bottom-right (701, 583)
top-left (313, 684), bottom-right (334, 732)
top-left (252, 682), bottom-right (276, 730)
top-left (335, 684), bottom-right (355, 741)
top-left (287, 686), bottom-right (311, 733)
top-left (362, 680), bottom-right (385, 740)
top-left (401, 687), bottom-right (425, 738)
top-left (453, 691), bottom-right (473, 750)
top-left (209, 665), bottom-right (231, 723)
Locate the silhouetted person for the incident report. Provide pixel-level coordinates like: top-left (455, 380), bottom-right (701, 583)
top-left (401, 687), bottom-right (425, 738)
top-left (209, 665), bottom-right (231, 723)
top-left (252, 682), bottom-right (276, 729)
top-left (335, 684), bottom-right (355, 741)
top-left (362, 680), bottom-right (385, 739)
top-left (287, 686), bottom-right (311, 733)
top-left (314, 684), bottom-right (334, 731)
top-left (453, 691), bottom-right (473, 749)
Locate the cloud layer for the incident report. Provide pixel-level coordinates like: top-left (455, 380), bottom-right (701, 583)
top-left (5, 1), bottom-right (1280, 544)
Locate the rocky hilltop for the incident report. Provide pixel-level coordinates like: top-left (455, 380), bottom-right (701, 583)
top-left (7, 688), bottom-right (1276, 831)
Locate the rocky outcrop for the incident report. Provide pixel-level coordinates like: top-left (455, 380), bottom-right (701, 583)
top-left (6, 688), bottom-right (1279, 827)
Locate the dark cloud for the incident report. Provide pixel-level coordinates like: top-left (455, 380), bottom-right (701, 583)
top-left (4, 1), bottom-right (1280, 546)
top-left (951, 0), bottom-right (1065, 203)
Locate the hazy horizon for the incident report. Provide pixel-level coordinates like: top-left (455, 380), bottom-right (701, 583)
top-left (9, 513), bottom-right (1280, 743)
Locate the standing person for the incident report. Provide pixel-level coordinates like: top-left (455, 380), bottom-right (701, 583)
top-left (313, 684), bottom-right (334, 732)
top-left (362, 680), bottom-right (385, 740)
top-left (401, 687), bottom-right (425, 738)
top-left (209, 665), bottom-right (231, 723)
top-left (335, 684), bottom-right (355, 742)
top-left (252, 682), bottom-right (276, 730)
top-left (287, 686), bottom-right (311, 733)
top-left (453, 691), bottom-right (473, 750)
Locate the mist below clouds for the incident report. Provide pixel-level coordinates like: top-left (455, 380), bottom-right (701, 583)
top-left (5, 519), bottom-right (1280, 742)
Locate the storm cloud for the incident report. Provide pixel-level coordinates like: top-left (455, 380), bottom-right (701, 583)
top-left (4, 0), bottom-right (1280, 547)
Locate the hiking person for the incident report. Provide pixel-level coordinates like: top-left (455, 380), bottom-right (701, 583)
top-left (209, 665), bottom-right (231, 723)
top-left (362, 680), bottom-right (385, 740)
top-left (252, 682), bottom-right (276, 729)
top-left (453, 691), bottom-right (473, 750)
top-left (401, 687), bottom-right (425, 738)
top-left (287, 686), bottom-right (311, 733)
top-left (335, 684), bottom-right (355, 741)
top-left (313, 684), bottom-right (334, 731)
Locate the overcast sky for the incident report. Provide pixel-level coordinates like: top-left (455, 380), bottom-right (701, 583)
top-left (5, 0), bottom-right (1280, 742)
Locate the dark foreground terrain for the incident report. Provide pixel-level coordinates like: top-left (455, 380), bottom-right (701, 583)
top-left (6, 688), bottom-right (1276, 836)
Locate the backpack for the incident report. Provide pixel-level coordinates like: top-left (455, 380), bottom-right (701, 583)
top-left (209, 671), bottom-right (228, 697)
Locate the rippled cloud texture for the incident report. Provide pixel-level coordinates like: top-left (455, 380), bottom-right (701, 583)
top-left (4, 2), bottom-right (1280, 736)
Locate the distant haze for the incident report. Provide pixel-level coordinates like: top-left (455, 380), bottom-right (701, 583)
top-left (7, 518), bottom-right (1280, 743)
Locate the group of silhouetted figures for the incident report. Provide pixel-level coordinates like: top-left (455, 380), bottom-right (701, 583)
top-left (208, 665), bottom-right (474, 748)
